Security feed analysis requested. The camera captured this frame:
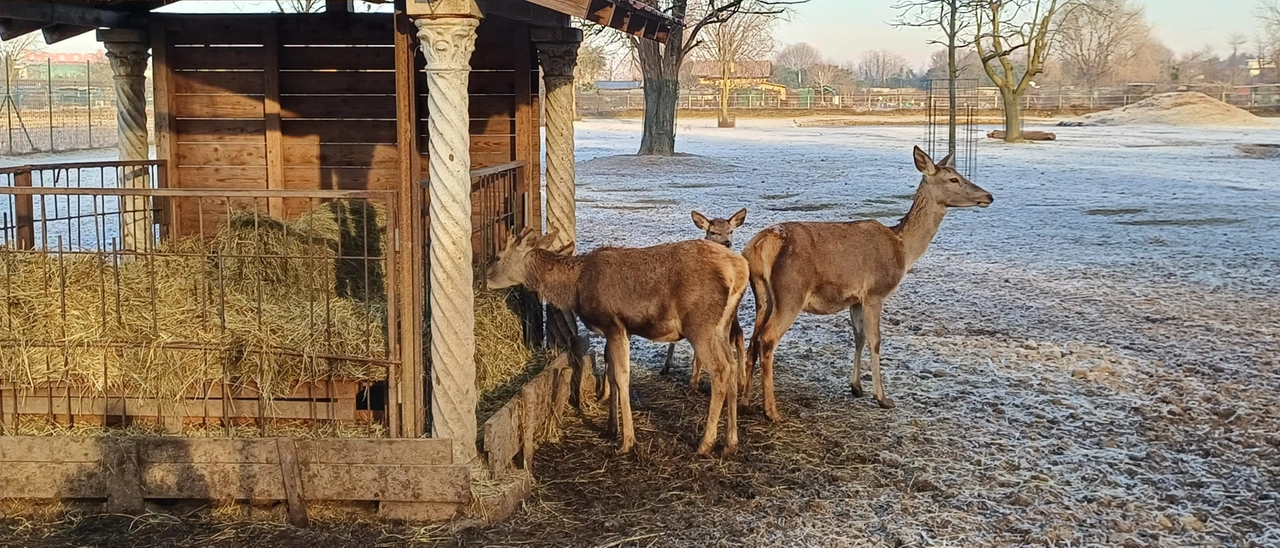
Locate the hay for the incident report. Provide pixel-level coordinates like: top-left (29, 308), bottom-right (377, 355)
top-left (0, 204), bottom-right (389, 401)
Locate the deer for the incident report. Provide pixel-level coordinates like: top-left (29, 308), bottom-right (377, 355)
top-left (660, 208), bottom-right (748, 390)
top-left (741, 146), bottom-right (992, 420)
top-left (486, 228), bottom-right (749, 457)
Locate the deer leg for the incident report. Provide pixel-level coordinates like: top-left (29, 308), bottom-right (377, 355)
top-left (731, 320), bottom-right (747, 407)
top-left (759, 304), bottom-right (802, 423)
top-left (691, 337), bottom-right (731, 457)
top-left (606, 334), bottom-right (636, 453)
top-left (849, 304), bottom-right (866, 398)
top-left (603, 342), bottom-right (619, 438)
top-left (722, 337), bottom-right (740, 456)
top-left (660, 343), bottom-right (676, 375)
top-left (689, 355), bottom-right (702, 392)
top-left (742, 278), bottom-right (769, 408)
top-left (864, 299), bottom-right (894, 409)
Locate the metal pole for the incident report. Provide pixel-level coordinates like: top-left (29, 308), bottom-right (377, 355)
top-left (47, 59), bottom-right (54, 152)
top-left (5, 57), bottom-right (13, 155)
top-left (87, 59), bottom-right (92, 148)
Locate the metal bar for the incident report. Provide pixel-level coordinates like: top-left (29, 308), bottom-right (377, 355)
top-left (0, 187), bottom-right (397, 199)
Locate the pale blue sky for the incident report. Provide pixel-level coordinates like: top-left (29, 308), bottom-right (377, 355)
top-left (41, 0), bottom-right (1261, 69)
top-left (775, 0), bottom-right (1261, 68)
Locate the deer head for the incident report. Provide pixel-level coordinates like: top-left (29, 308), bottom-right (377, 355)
top-left (913, 146), bottom-right (993, 209)
top-left (691, 208), bottom-right (748, 247)
top-left (486, 228), bottom-right (559, 290)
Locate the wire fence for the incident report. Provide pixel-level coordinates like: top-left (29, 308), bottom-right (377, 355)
top-left (0, 57), bottom-right (145, 156)
top-left (577, 85), bottom-right (1280, 114)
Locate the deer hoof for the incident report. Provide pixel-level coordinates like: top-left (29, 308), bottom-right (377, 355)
top-left (721, 444), bottom-right (738, 458)
top-left (850, 384), bottom-right (865, 398)
top-left (695, 444), bottom-right (715, 458)
top-left (876, 396), bottom-right (896, 409)
top-left (765, 408), bottom-right (783, 423)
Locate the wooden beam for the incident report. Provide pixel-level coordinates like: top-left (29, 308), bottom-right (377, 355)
top-left (0, 2), bottom-right (144, 29)
top-left (0, 17), bottom-right (48, 41)
top-left (276, 438), bottom-right (310, 528)
top-left (42, 24), bottom-right (94, 44)
top-left (475, 0), bottom-right (568, 27)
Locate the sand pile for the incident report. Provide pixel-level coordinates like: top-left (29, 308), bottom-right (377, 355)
top-left (1065, 92), bottom-right (1271, 127)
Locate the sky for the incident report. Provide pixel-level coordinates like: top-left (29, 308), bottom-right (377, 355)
top-left (775, 0), bottom-right (1261, 69)
top-left (34, 0), bottom-right (1265, 69)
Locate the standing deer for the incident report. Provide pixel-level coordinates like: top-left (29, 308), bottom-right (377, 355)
top-left (742, 147), bottom-right (992, 419)
top-left (486, 228), bottom-right (748, 456)
top-left (660, 209), bottom-right (748, 390)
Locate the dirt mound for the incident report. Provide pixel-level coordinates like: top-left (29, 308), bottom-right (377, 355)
top-left (1065, 92), bottom-right (1271, 127)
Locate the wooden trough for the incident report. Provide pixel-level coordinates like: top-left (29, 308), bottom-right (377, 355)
top-left (0, 436), bottom-right (468, 525)
top-left (0, 380), bottom-right (371, 433)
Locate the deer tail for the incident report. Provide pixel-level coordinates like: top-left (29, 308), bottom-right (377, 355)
top-left (743, 227), bottom-right (783, 333)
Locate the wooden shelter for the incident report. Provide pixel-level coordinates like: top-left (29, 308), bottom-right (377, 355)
top-left (0, 0), bottom-right (675, 523)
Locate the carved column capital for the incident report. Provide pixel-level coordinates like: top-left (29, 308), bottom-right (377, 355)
top-left (536, 41), bottom-right (579, 82)
top-left (103, 40), bottom-right (150, 80)
top-left (414, 17), bottom-right (480, 72)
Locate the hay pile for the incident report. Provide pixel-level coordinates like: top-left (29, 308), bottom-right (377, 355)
top-left (0, 198), bottom-right (542, 405)
top-left (0, 202), bottom-right (389, 400)
top-left (1066, 92), bottom-right (1272, 127)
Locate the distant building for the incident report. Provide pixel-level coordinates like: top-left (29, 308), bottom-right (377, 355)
top-left (16, 50), bottom-right (108, 80)
top-left (683, 60), bottom-right (786, 99)
top-left (595, 80), bottom-right (643, 91)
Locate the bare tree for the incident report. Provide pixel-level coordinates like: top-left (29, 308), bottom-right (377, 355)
top-left (632, 0), bottom-right (802, 156)
top-left (857, 49), bottom-right (910, 85)
top-left (894, 0), bottom-right (976, 155)
top-left (275, 0), bottom-right (324, 12)
top-left (774, 42), bottom-right (821, 86)
top-left (972, 0), bottom-right (1075, 142)
top-left (576, 43), bottom-right (609, 88)
top-left (697, 9), bottom-right (776, 126)
top-left (1055, 0), bottom-right (1148, 88)
top-left (1260, 1), bottom-right (1280, 67)
top-left (0, 34), bottom-right (42, 89)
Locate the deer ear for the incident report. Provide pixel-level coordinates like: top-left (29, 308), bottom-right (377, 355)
top-left (913, 146), bottom-right (937, 176)
top-left (729, 208), bottom-right (747, 228)
top-left (938, 152), bottom-right (956, 168)
top-left (533, 230), bottom-right (560, 250)
top-left (691, 210), bottom-right (710, 231)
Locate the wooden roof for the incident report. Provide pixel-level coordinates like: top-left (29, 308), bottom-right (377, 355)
top-left (0, 0), bottom-right (679, 45)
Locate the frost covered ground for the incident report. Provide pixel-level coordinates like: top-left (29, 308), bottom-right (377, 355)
top-left (483, 118), bottom-right (1280, 547)
top-left (2, 119), bottom-right (1278, 547)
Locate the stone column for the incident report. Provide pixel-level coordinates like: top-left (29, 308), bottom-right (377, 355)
top-left (414, 11), bottom-right (480, 465)
top-left (100, 29), bottom-right (151, 251)
top-left (535, 33), bottom-right (588, 403)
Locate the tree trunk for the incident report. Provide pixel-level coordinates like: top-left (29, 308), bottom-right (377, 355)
top-left (1000, 88), bottom-right (1024, 142)
top-left (638, 76), bottom-right (678, 155)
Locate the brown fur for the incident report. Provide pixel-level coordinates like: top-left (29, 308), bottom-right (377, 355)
top-left (662, 209), bottom-right (748, 390)
top-left (742, 147), bottom-right (993, 419)
top-left (487, 230), bottom-right (749, 456)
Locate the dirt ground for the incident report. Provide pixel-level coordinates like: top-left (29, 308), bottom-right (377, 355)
top-left (3, 119), bottom-right (1279, 547)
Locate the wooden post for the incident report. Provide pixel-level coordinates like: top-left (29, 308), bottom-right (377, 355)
top-left (99, 29), bottom-right (152, 251)
top-left (411, 0), bottom-right (482, 465)
top-left (394, 10), bottom-right (424, 438)
top-left (104, 439), bottom-right (143, 514)
top-left (263, 19), bottom-right (285, 216)
top-left (13, 168), bottom-right (33, 249)
top-left (276, 438), bottom-right (310, 528)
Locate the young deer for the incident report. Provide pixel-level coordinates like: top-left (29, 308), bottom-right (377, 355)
top-left (486, 228), bottom-right (749, 456)
top-left (742, 147), bottom-right (992, 419)
top-left (660, 209), bottom-right (748, 389)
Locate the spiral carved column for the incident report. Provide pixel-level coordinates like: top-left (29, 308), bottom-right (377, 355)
top-left (536, 39), bottom-right (590, 401)
top-left (103, 35), bottom-right (151, 251)
top-left (416, 15), bottom-right (480, 464)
